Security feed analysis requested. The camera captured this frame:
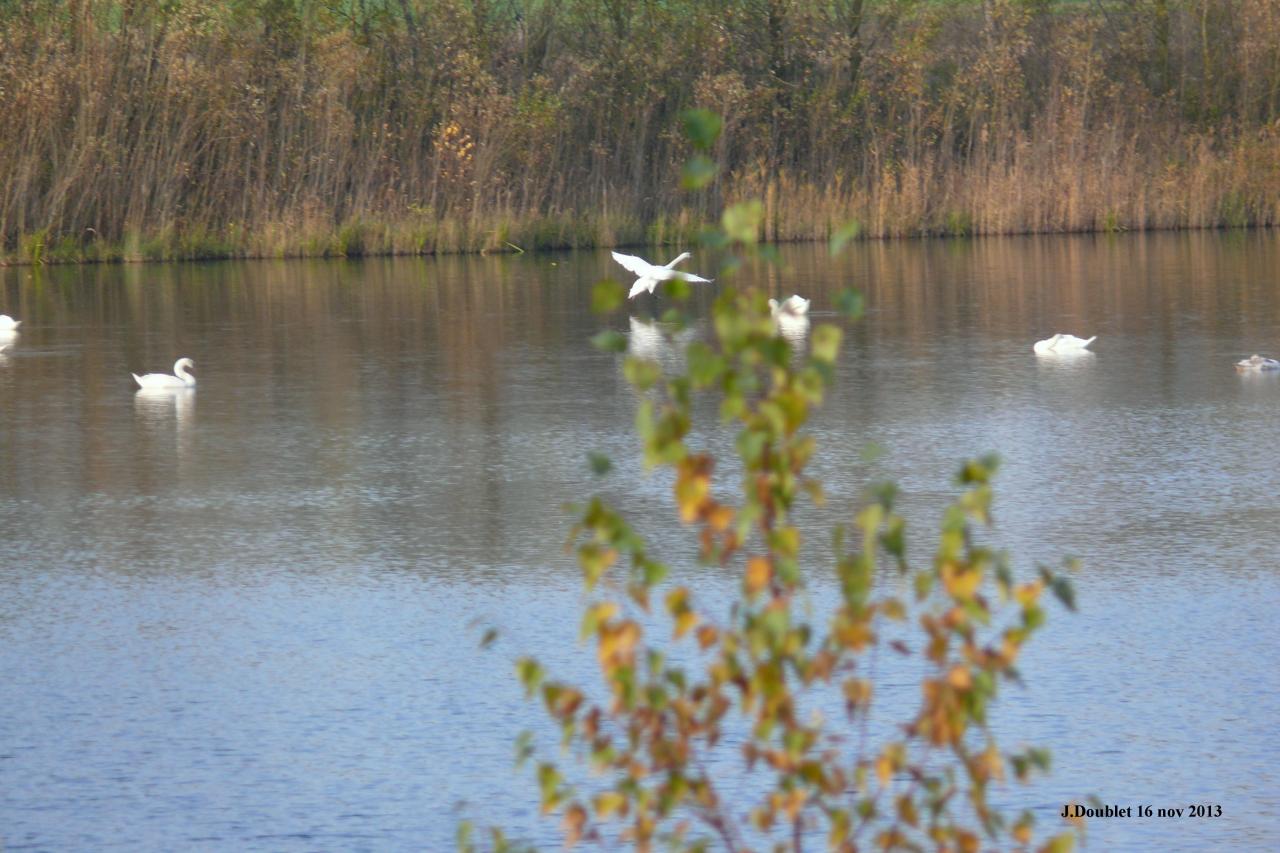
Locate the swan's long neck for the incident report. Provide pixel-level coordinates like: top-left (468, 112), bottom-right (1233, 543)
top-left (174, 362), bottom-right (195, 385)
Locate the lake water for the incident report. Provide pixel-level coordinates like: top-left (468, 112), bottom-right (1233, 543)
top-left (2, 233), bottom-right (1278, 851)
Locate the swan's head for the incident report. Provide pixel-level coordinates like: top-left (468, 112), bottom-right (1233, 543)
top-left (175, 357), bottom-right (195, 371)
top-left (768, 298), bottom-right (780, 315)
top-left (673, 252), bottom-right (691, 264)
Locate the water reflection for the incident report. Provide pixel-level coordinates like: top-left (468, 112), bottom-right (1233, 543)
top-left (774, 312), bottom-right (810, 349)
top-left (134, 387), bottom-right (195, 430)
top-left (1, 232), bottom-right (1279, 852)
top-left (627, 315), bottom-right (698, 372)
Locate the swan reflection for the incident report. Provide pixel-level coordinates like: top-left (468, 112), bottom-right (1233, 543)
top-left (627, 316), bottom-right (699, 371)
top-left (135, 386), bottom-right (196, 431)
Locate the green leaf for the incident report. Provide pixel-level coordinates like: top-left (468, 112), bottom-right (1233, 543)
top-left (659, 307), bottom-right (688, 328)
top-left (959, 455), bottom-right (999, 484)
top-left (680, 109), bottom-right (723, 150)
top-left (661, 277), bottom-right (692, 301)
top-left (516, 658), bottom-right (544, 697)
top-left (1048, 573), bottom-right (1076, 611)
top-left (640, 558), bottom-right (668, 587)
top-left (736, 428), bottom-right (767, 465)
top-left (588, 452), bottom-right (612, 476)
top-left (623, 356), bottom-right (662, 390)
top-left (829, 219), bottom-right (861, 255)
top-left (686, 342), bottom-right (724, 387)
top-left (722, 201), bottom-right (763, 244)
top-left (1044, 833), bottom-right (1075, 853)
top-left (860, 442), bottom-right (885, 463)
top-left (698, 226), bottom-right (729, 250)
top-left (591, 329), bottom-right (627, 352)
top-left (811, 323), bottom-right (843, 364)
top-left (537, 762), bottom-right (563, 808)
top-left (836, 288), bottom-right (864, 320)
top-left (681, 154), bottom-right (719, 190)
top-left (592, 278), bottom-right (625, 313)
top-left (578, 543), bottom-right (614, 587)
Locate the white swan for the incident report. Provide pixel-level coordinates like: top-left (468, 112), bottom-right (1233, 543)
top-left (0, 314), bottom-right (20, 331)
top-left (612, 251), bottom-right (712, 299)
top-left (1033, 333), bottom-right (1096, 354)
top-left (768, 295), bottom-right (811, 318)
top-left (133, 358), bottom-right (196, 389)
top-left (1235, 354), bottom-right (1280, 372)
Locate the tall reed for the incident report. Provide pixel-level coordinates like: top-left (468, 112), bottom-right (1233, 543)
top-left (2, 0), bottom-right (1278, 263)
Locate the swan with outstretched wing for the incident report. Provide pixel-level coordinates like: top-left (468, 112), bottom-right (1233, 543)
top-left (612, 251), bottom-right (712, 299)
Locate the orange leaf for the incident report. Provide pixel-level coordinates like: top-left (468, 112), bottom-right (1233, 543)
top-left (707, 504), bottom-right (734, 531)
top-left (745, 556), bottom-right (772, 595)
top-left (563, 803), bottom-right (587, 847)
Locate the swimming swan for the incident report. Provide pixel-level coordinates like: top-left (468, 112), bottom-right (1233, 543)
top-left (612, 251), bottom-right (713, 299)
top-left (1235, 354), bottom-right (1280, 372)
top-left (0, 314), bottom-right (20, 331)
top-left (1033, 333), bottom-right (1096, 354)
top-left (768, 295), bottom-right (811, 318)
top-left (133, 358), bottom-right (196, 389)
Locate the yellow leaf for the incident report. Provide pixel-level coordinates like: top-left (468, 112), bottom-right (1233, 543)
top-left (675, 471), bottom-right (709, 522)
top-left (594, 791), bottom-right (627, 819)
top-left (783, 788), bottom-right (807, 820)
top-left (881, 598), bottom-right (907, 621)
top-left (946, 665), bottom-right (972, 690)
top-left (896, 793), bottom-right (918, 826)
top-left (843, 678), bottom-right (873, 709)
top-left (940, 561), bottom-right (982, 600)
top-left (876, 754), bottom-right (893, 786)
top-left (1015, 580), bottom-right (1044, 605)
top-left (745, 556), bottom-right (772, 596)
top-left (675, 610), bottom-right (699, 639)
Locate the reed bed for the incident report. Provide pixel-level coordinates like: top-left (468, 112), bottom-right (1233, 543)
top-left (2, 0), bottom-right (1278, 264)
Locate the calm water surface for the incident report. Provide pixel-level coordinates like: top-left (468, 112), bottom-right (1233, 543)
top-left (2, 234), bottom-right (1279, 851)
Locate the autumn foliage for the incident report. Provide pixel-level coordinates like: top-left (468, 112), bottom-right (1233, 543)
top-left (481, 121), bottom-right (1081, 852)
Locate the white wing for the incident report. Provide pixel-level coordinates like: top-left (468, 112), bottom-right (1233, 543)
top-left (612, 252), bottom-right (656, 277)
top-left (628, 277), bottom-right (658, 298)
top-left (649, 268), bottom-right (711, 284)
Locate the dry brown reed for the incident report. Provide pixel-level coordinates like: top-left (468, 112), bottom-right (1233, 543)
top-left (2, 0), bottom-right (1278, 264)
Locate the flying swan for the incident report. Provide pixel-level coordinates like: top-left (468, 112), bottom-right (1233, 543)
top-left (133, 358), bottom-right (196, 389)
top-left (1033, 333), bottom-right (1096, 355)
top-left (1235, 354), bottom-right (1280, 372)
top-left (611, 251), bottom-right (712, 299)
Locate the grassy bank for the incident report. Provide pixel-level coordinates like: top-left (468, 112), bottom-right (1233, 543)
top-left (3, 0), bottom-right (1279, 265)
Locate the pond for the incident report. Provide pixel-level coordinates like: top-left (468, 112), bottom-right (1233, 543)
top-left (2, 232), bottom-right (1278, 851)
